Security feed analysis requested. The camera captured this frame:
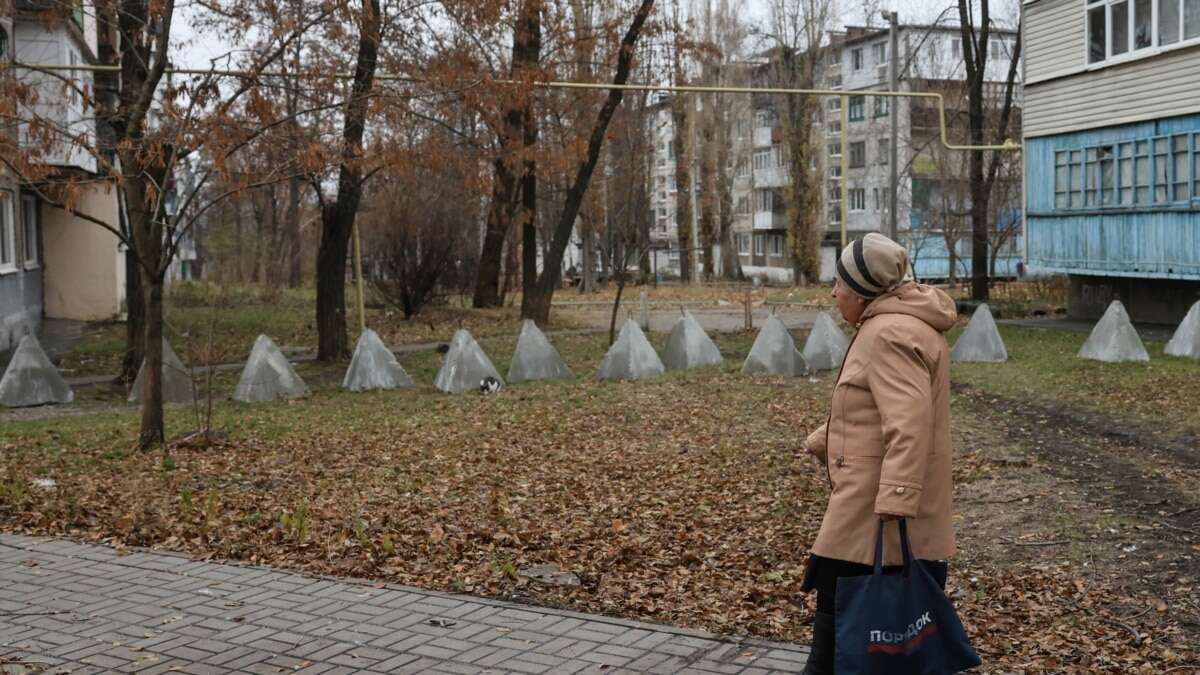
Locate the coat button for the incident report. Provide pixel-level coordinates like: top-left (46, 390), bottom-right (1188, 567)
top-left (895, 487), bottom-right (906, 494)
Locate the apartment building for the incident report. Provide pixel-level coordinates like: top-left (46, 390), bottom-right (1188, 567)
top-left (728, 23), bottom-right (1022, 284)
top-left (1023, 0), bottom-right (1200, 322)
top-left (1, 1), bottom-right (125, 356)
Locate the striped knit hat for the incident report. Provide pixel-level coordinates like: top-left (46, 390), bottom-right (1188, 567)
top-left (836, 232), bottom-right (911, 299)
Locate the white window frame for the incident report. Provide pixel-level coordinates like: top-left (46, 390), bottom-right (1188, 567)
top-left (0, 192), bottom-right (15, 273)
top-left (770, 235), bottom-right (784, 256)
top-left (849, 188), bottom-right (866, 212)
top-left (737, 234), bottom-right (750, 255)
top-left (21, 195), bottom-right (38, 268)
top-left (851, 48), bottom-right (863, 70)
top-left (754, 188), bottom-right (774, 212)
top-left (873, 42), bottom-right (888, 64)
top-left (753, 234), bottom-right (765, 255)
top-left (1086, 0), bottom-right (1200, 69)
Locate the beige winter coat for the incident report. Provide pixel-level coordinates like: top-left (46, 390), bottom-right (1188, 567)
top-left (805, 282), bottom-right (958, 566)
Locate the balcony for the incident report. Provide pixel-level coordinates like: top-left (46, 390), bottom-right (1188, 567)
top-left (753, 126), bottom-right (781, 148)
top-left (753, 210), bottom-right (786, 230)
top-left (753, 166), bottom-right (787, 188)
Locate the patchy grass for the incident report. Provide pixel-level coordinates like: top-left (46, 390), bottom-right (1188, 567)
top-left (949, 324), bottom-right (1200, 435)
top-left (55, 283), bottom-right (585, 378)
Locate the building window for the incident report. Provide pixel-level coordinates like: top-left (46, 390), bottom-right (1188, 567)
top-left (873, 42), bottom-right (887, 64)
top-left (738, 234), bottom-right (750, 254)
top-left (873, 96), bottom-right (889, 117)
top-left (669, 175), bottom-right (677, 190)
top-left (951, 37), bottom-right (961, 58)
top-left (1054, 150), bottom-right (1070, 208)
top-left (657, 176), bottom-right (665, 187)
top-left (1153, 137), bottom-right (1170, 202)
top-left (848, 95), bottom-right (865, 121)
top-left (1088, 0), bottom-right (1200, 65)
top-left (754, 188), bottom-right (774, 212)
top-left (21, 195), bottom-right (37, 266)
top-left (1054, 134), bottom-right (1197, 210)
top-left (753, 146), bottom-right (783, 170)
top-left (658, 207), bottom-right (666, 218)
top-left (754, 235), bottom-right (764, 255)
top-left (1194, 133), bottom-right (1200, 198)
top-left (873, 187), bottom-right (880, 211)
top-left (849, 141), bottom-right (866, 168)
top-left (878, 138), bottom-right (890, 165)
top-left (1172, 134), bottom-right (1189, 201)
top-left (754, 110), bottom-right (776, 128)
top-left (1117, 142), bottom-right (1134, 205)
top-left (851, 48), bottom-right (863, 70)
top-left (736, 196), bottom-right (750, 215)
top-left (0, 192), bottom-right (13, 271)
top-left (849, 188), bottom-right (866, 211)
top-left (1083, 147), bottom-right (1100, 206)
top-left (770, 235), bottom-right (784, 256)
top-left (735, 160), bottom-right (749, 178)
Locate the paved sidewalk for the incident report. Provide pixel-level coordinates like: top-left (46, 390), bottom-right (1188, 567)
top-left (0, 535), bottom-right (808, 674)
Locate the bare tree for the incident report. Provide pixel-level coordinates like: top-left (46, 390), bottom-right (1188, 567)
top-left (762, 0), bottom-right (835, 285)
top-left (956, 0), bottom-right (1021, 300)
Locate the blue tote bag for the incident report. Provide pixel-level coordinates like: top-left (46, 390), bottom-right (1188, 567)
top-left (834, 520), bottom-right (981, 675)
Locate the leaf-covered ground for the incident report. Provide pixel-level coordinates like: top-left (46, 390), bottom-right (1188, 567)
top-left (4, 328), bottom-right (1199, 672)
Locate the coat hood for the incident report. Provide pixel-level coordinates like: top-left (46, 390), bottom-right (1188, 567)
top-left (860, 282), bottom-right (958, 333)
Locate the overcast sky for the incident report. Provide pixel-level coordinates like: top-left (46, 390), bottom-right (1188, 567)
top-left (171, 0), bottom-right (1019, 70)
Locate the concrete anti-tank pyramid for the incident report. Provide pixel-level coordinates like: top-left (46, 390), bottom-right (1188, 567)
top-left (507, 320), bottom-right (573, 383)
top-left (742, 314), bottom-right (807, 376)
top-left (0, 334), bottom-right (74, 407)
top-left (435, 329), bottom-right (505, 394)
top-left (802, 312), bottom-right (850, 371)
top-left (1078, 300), bottom-right (1150, 363)
top-left (343, 329), bottom-right (413, 391)
top-left (596, 320), bottom-right (665, 381)
top-left (951, 303), bottom-right (1008, 363)
top-left (1165, 301), bottom-right (1200, 360)
top-left (233, 335), bottom-right (309, 402)
top-left (129, 338), bottom-right (195, 404)
top-left (662, 312), bottom-right (723, 370)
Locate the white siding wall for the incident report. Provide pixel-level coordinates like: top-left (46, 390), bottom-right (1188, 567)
top-left (1024, 0), bottom-right (1083, 84)
top-left (1024, 0), bottom-right (1200, 137)
top-left (1025, 45), bottom-right (1200, 136)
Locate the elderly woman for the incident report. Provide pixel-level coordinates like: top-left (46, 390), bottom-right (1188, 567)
top-left (800, 233), bottom-right (958, 675)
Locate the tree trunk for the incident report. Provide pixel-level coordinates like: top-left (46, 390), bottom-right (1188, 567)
top-left (138, 267), bottom-right (165, 449)
top-left (286, 176), bottom-right (302, 287)
top-left (315, 0), bottom-right (380, 360)
top-left (316, 205), bottom-right (353, 360)
top-left (715, 72), bottom-right (739, 281)
top-left (123, 166), bottom-right (166, 449)
top-left (698, 86), bottom-right (716, 283)
top-left (286, 15), bottom-right (303, 288)
top-left (518, 1), bottom-right (541, 309)
top-left (474, 161), bottom-right (516, 307)
top-left (522, 0), bottom-right (656, 325)
top-left (672, 95), bottom-right (693, 284)
top-left (580, 213), bottom-right (596, 292)
top-left (120, 241), bottom-right (144, 384)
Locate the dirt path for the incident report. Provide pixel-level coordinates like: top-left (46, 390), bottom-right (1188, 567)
top-left (951, 384), bottom-right (1200, 666)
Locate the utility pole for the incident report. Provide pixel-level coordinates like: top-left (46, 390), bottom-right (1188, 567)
top-left (885, 10), bottom-right (900, 242)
